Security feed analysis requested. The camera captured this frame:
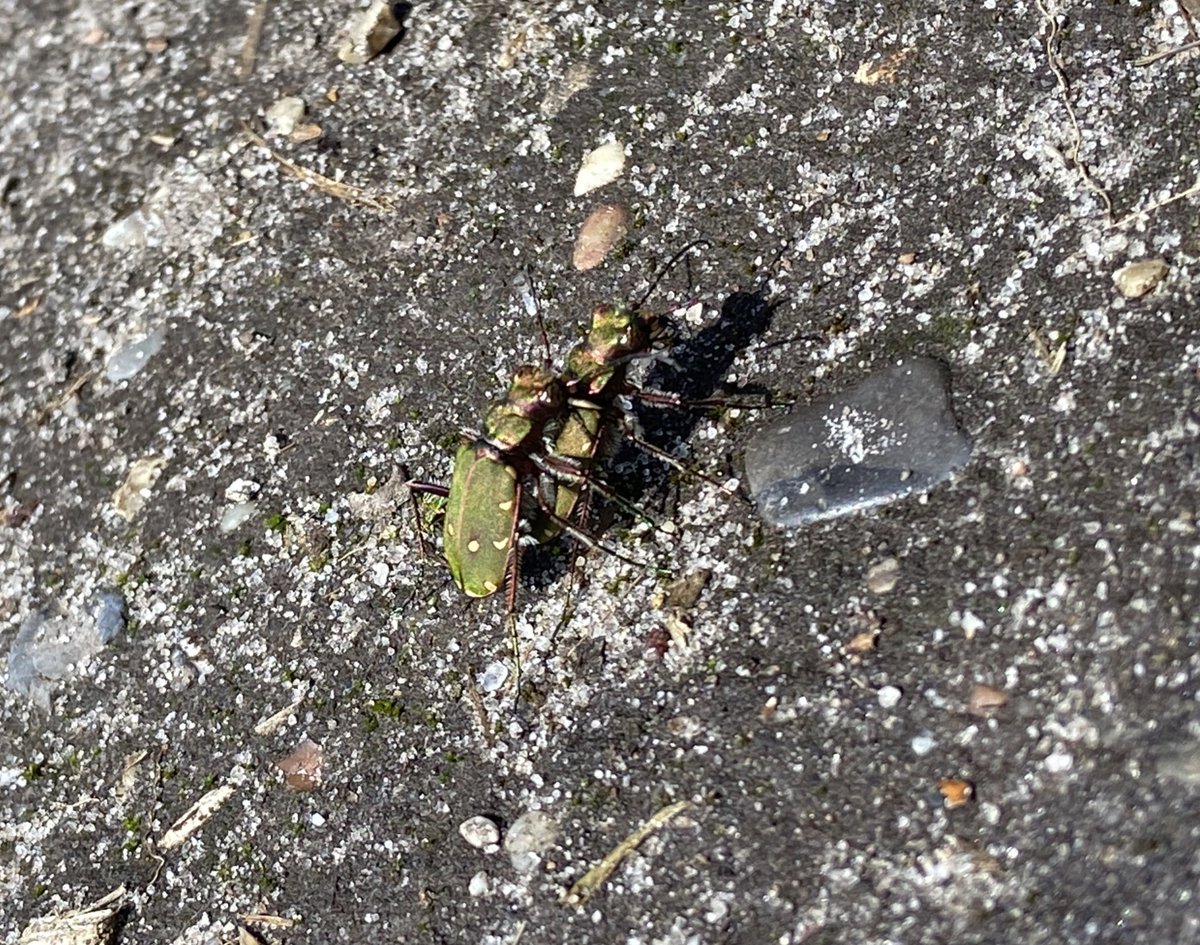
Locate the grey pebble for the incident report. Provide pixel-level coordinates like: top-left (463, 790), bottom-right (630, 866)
top-left (504, 810), bottom-right (559, 873)
top-left (744, 357), bottom-right (971, 527)
top-left (94, 591), bottom-right (127, 644)
top-left (105, 328), bottom-right (166, 382)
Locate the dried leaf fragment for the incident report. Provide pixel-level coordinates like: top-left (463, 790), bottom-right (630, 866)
top-left (112, 455), bottom-right (167, 522)
top-left (853, 48), bottom-right (914, 85)
top-left (572, 203), bottom-right (629, 270)
top-left (115, 750), bottom-right (150, 801)
top-left (289, 123), bottom-right (323, 144)
top-left (540, 62), bottom-right (595, 117)
top-left (497, 21), bottom-right (550, 69)
top-left (18, 885), bottom-right (126, 945)
top-left (967, 683), bottom-right (1008, 717)
top-left (662, 613), bottom-right (692, 651)
top-left (1029, 329), bottom-right (1067, 377)
top-left (661, 569), bottom-right (711, 610)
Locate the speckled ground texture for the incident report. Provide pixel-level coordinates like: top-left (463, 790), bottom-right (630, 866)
top-left (2, 1), bottom-right (1199, 943)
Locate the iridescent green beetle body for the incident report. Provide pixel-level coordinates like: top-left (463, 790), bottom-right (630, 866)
top-left (533, 303), bottom-right (672, 539)
top-left (441, 364), bottom-right (565, 600)
top-left (443, 441), bottom-right (520, 598)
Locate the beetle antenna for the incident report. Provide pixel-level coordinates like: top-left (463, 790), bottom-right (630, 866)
top-left (631, 238), bottom-right (712, 312)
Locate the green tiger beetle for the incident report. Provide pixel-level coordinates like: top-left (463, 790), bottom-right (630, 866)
top-left (407, 363), bottom-right (566, 607)
top-left (532, 299), bottom-right (745, 542)
top-left (405, 307), bottom-right (657, 609)
top-left (407, 244), bottom-right (746, 609)
top-left (526, 301), bottom-right (668, 540)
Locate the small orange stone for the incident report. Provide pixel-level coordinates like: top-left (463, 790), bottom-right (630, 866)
top-left (939, 777), bottom-right (974, 809)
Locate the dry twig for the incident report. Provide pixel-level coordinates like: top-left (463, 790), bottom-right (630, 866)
top-left (241, 124), bottom-right (397, 212)
top-left (563, 800), bottom-right (692, 905)
top-left (1034, 0), bottom-right (1114, 222)
top-left (240, 0), bottom-right (269, 79)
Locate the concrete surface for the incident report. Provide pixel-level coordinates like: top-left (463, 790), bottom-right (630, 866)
top-left (2, 1), bottom-right (1199, 943)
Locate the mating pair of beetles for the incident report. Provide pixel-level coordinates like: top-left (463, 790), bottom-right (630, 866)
top-left (408, 288), bottom-right (712, 610)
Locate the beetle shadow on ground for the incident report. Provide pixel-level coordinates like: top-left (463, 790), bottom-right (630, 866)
top-left (519, 289), bottom-right (779, 592)
top-left (637, 288), bottom-right (780, 469)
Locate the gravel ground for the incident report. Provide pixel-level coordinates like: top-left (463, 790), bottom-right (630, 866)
top-left (2, 1), bottom-right (1199, 943)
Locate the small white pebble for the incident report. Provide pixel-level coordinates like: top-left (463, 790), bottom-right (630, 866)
top-left (705, 897), bottom-right (730, 924)
top-left (877, 685), bottom-right (903, 709)
top-left (219, 502), bottom-right (258, 533)
top-left (459, 815), bottom-right (501, 849)
top-left (911, 734), bottom-right (936, 756)
top-left (960, 610), bottom-right (985, 638)
top-left (310, 812), bottom-right (326, 828)
top-left (468, 871), bottom-right (490, 897)
top-left (573, 140), bottom-right (626, 196)
top-left (1044, 750), bottom-right (1074, 774)
top-left (478, 661), bottom-right (509, 693)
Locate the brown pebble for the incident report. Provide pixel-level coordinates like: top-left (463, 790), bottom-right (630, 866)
top-left (289, 123), bottom-right (323, 144)
top-left (967, 683), bottom-right (1009, 717)
top-left (145, 35), bottom-right (169, 53)
top-left (572, 203), bottom-right (629, 271)
top-left (1113, 258), bottom-right (1168, 299)
top-left (275, 738), bottom-right (324, 791)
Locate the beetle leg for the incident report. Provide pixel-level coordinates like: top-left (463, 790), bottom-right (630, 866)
top-left (503, 478), bottom-right (523, 615)
top-left (626, 387), bottom-right (780, 410)
top-left (531, 490), bottom-right (652, 571)
top-left (531, 452), bottom-right (660, 530)
top-left (402, 465), bottom-right (450, 558)
top-left (608, 413), bottom-right (742, 498)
